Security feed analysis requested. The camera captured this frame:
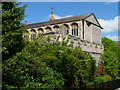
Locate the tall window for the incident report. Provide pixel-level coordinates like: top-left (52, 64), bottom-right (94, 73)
top-left (65, 26), bottom-right (69, 34)
top-left (67, 30), bottom-right (69, 34)
top-left (45, 27), bottom-right (52, 33)
top-left (54, 26), bottom-right (59, 32)
top-left (61, 24), bottom-right (69, 38)
top-left (38, 28), bottom-right (44, 37)
top-left (30, 29), bottom-right (36, 41)
top-left (71, 23), bottom-right (78, 36)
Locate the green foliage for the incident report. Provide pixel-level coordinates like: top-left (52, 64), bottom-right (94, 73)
top-left (3, 34), bottom-right (97, 88)
top-left (101, 37), bottom-right (119, 79)
top-left (95, 65), bottom-right (106, 76)
top-left (2, 2), bottom-right (27, 61)
top-left (24, 35), bottom-right (96, 88)
top-left (118, 47), bottom-right (120, 72)
top-left (3, 50), bottom-right (65, 88)
top-left (94, 74), bottom-right (112, 83)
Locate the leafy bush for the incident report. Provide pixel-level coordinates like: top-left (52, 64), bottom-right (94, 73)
top-left (95, 65), bottom-right (106, 76)
top-left (4, 34), bottom-right (119, 88)
top-left (94, 74), bottom-right (112, 83)
top-left (101, 37), bottom-right (119, 79)
top-left (23, 35), bottom-right (97, 87)
top-left (3, 50), bottom-right (65, 88)
top-left (3, 34), bottom-right (97, 88)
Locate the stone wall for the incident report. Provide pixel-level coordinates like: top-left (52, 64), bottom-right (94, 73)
top-left (85, 15), bottom-right (99, 26)
top-left (92, 25), bottom-right (101, 44)
top-left (66, 34), bottom-right (103, 65)
top-left (84, 21), bottom-right (92, 42)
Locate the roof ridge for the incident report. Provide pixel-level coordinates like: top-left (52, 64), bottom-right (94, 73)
top-left (25, 13), bottom-right (93, 26)
top-left (25, 13), bottom-right (103, 29)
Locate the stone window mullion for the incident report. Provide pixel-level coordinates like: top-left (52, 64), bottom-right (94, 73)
top-left (77, 29), bottom-right (78, 36)
top-left (74, 29), bottom-right (75, 36)
top-left (72, 29), bottom-right (74, 35)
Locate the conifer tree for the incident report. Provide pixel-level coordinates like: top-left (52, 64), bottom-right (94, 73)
top-left (2, 2), bottom-right (27, 61)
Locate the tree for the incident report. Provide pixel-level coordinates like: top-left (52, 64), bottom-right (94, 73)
top-left (101, 37), bottom-right (119, 79)
top-left (2, 2), bottom-right (27, 61)
top-left (3, 34), bottom-right (97, 88)
top-left (24, 35), bottom-right (96, 88)
top-left (3, 50), bottom-right (65, 88)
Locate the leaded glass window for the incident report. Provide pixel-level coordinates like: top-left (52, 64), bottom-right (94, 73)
top-left (71, 23), bottom-right (78, 36)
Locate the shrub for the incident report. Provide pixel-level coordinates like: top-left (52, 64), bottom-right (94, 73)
top-left (95, 65), bottom-right (106, 76)
top-left (101, 37), bottom-right (119, 79)
top-left (94, 74), bottom-right (112, 83)
top-left (3, 50), bottom-right (65, 88)
top-left (3, 35), bottom-right (97, 88)
top-left (24, 35), bottom-right (97, 87)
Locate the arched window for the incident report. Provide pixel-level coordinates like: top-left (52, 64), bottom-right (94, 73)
top-left (71, 23), bottom-right (78, 36)
top-left (64, 24), bottom-right (69, 34)
top-left (61, 24), bottom-right (69, 38)
top-left (30, 29), bottom-right (36, 41)
top-left (45, 27), bottom-right (52, 33)
top-left (38, 28), bottom-right (44, 37)
top-left (53, 26), bottom-right (59, 32)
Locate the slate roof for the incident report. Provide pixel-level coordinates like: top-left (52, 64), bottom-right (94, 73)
top-left (25, 13), bottom-right (103, 29)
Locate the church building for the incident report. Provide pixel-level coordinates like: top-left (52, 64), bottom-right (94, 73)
top-left (24, 12), bottom-right (104, 66)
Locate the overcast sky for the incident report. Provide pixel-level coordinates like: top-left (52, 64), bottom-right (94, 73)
top-left (20, 2), bottom-right (119, 41)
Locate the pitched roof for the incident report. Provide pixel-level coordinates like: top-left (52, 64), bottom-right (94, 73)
top-left (25, 13), bottom-right (103, 29)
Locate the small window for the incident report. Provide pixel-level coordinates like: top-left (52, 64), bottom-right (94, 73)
top-left (86, 21), bottom-right (91, 27)
top-left (67, 30), bottom-right (69, 34)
